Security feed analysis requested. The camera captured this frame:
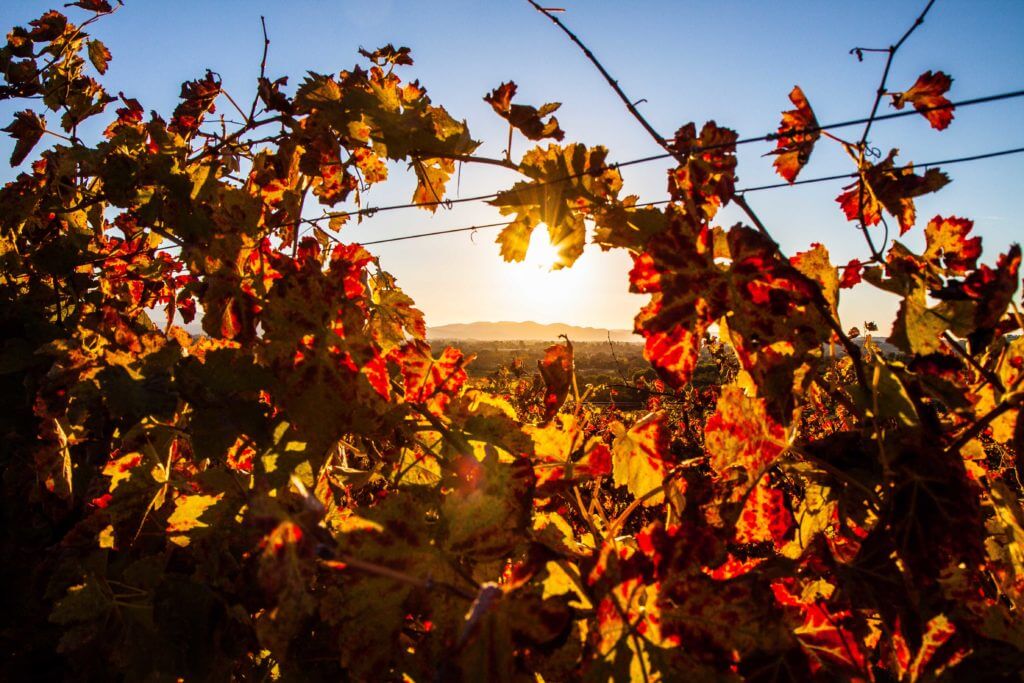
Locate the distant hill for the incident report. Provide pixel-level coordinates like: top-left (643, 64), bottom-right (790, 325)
top-left (427, 321), bottom-right (638, 342)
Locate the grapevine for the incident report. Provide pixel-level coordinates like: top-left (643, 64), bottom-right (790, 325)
top-left (1, 2), bottom-right (1022, 681)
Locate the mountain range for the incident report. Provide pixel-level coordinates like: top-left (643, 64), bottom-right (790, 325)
top-left (426, 321), bottom-right (904, 356)
top-left (426, 321), bottom-right (638, 342)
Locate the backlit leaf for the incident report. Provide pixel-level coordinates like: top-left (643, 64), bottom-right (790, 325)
top-left (484, 80), bottom-right (565, 141)
top-left (770, 85), bottom-right (819, 182)
top-left (891, 70), bottom-right (955, 131)
top-left (611, 411), bottom-right (672, 505)
top-left (835, 149), bottom-right (949, 234)
top-left (705, 385), bottom-right (786, 477)
top-left (87, 39), bottom-right (111, 74)
top-left (538, 339), bottom-right (573, 422)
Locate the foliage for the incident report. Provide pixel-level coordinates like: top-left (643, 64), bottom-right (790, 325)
top-left (1, 3), bottom-right (1022, 681)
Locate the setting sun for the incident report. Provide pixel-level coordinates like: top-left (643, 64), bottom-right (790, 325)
top-left (521, 223), bottom-right (564, 270)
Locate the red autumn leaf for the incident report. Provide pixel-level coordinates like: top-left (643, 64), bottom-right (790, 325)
top-left (891, 614), bottom-right (960, 683)
top-left (169, 70), bottom-right (221, 136)
top-left (360, 352), bottom-right (391, 400)
top-left (537, 339), bottom-right (574, 422)
top-left (220, 298), bottom-right (242, 339)
top-left (770, 85), bottom-right (820, 183)
top-left (628, 251), bottom-right (661, 293)
top-left (835, 149), bottom-right (949, 234)
top-left (735, 480), bottom-right (793, 548)
top-left (391, 340), bottom-right (469, 415)
top-left (891, 70), bottom-right (955, 131)
top-left (962, 244), bottom-right (1021, 336)
top-left (642, 323), bottom-right (703, 385)
top-left (795, 602), bottom-right (870, 674)
top-left (705, 385), bottom-right (786, 477)
top-left (923, 215), bottom-right (981, 274)
top-left (484, 81), bottom-right (565, 141)
top-left (839, 259), bottom-right (863, 288)
top-left (612, 411), bottom-right (673, 505)
top-left (668, 121), bottom-right (739, 214)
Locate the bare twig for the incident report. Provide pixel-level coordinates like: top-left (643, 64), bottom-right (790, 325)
top-left (856, 0), bottom-right (937, 148)
top-left (945, 398), bottom-right (1019, 458)
top-left (527, 0), bottom-right (668, 150)
top-left (943, 331), bottom-right (1005, 393)
top-left (414, 152), bottom-right (518, 171)
top-left (853, 0), bottom-right (937, 259)
top-left (248, 16), bottom-right (271, 124)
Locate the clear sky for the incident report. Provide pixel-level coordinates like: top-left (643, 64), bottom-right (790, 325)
top-left (2, 1), bottom-right (1022, 333)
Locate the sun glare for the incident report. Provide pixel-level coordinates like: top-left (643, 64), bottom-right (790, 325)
top-left (498, 225), bottom-right (586, 321)
top-left (522, 224), bottom-right (564, 270)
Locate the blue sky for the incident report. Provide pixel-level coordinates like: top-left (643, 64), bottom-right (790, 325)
top-left (2, 1), bottom-right (1022, 331)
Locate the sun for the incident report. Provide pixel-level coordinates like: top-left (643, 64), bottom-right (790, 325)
top-left (497, 225), bottom-right (584, 321)
top-left (522, 224), bottom-right (564, 270)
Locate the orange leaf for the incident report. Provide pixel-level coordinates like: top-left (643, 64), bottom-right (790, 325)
top-left (538, 340), bottom-right (573, 422)
top-left (891, 70), bottom-right (954, 131)
top-left (484, 80), bottom-right (565, 141)
top-left (770, 85), bottom-right (819, 182)
top-left (835, 150), bottom-right (949, 234)
top-left (735, 480), bottom-right (793, 548)
top-left (923, 215), bottom-right (981, 274)
top-left (705, 385), bottom-right (786, 477)
top-left (391, 340), bottom-right (469, 415)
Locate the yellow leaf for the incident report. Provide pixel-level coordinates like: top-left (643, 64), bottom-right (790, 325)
top-left (167, 493), bottom-right (224, 546)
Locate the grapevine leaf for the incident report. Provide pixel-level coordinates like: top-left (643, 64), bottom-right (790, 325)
top-left (87, 39), bottom-right (111, 75)
top-left (668, 121), bottom-right (738, 215)
top-left (68, 0), bottom-right (113, 11)
top-left (443, 449), bottom-right (533, 560)
top-left (169, 70), bottom-right (221, 136)
top-left (839, 259), bottom-right (863, 289)
top-left (391, 339), bottom-right (470, 416)
top-left (592, 195), bottom-right (667, 251)
top-left (705, 385), bottom-right (786, 477)
top-left (358, 44), bottom-right (413, 67)
top-left (3, 110), bottom-right (46, 166)
top-left (484, 80), bottom-right (565, 141)
top-left (735, 480), bottom-right (794, 548)
top-left (527, 415), bottom-right (612, 487)
top-left (923, 215), bottom-right (981, 274)
top-left (790, 242), bottom-right (839, 312)
top-left (770, 85), bottom-right (819, 182)
top-left (491, 143), bottom-right (622, 269)
top-left (166, 493), bottom-right (224, 546)
top-left (538, 339), bottom-right (573, 422)
top-left (412, 156), bottom-right (455, 210)
top-left (611, 411), bottom-right (672, 505)
top-left (891, 70), bottom-right (955, 131)
top-left (835, 149), bottom-right (949, 234)
top-left (495, 217), bottom-right (532, 263)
